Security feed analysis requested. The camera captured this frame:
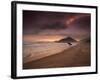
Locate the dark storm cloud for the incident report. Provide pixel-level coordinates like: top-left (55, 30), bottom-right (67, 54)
top-left (41, 22), bottom-right (68, 30)
top-left (71, 15), bottom-right (91, 30)
top-left (76, 16), bottom-right (90, 27)
top-left (23, 10), bottom-right (90, 35)
top-left (23, 10), bottom-right (69, 34)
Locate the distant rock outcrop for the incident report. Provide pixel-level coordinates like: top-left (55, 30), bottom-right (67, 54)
top-left (56, 36), bottom-right (77, 43)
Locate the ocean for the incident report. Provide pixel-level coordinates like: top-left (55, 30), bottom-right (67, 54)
top-left (23, 42), bottom-right (76, 63)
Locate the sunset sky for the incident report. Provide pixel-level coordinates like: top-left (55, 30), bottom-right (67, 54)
top-left (23, 10), bottom-right (91, 42)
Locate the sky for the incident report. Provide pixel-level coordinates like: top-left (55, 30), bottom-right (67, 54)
top-left (23, 10), bottom-right (91, 42)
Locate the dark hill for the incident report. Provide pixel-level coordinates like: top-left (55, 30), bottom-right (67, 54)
top-left (57, 36), bottom-right (77, 43)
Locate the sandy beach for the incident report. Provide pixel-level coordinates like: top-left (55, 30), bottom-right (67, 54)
top-left (23, 39), bottom-right (90, 69)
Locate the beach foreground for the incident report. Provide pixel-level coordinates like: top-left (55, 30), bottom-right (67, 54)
top-left (23, 38), bottom-right (90, 69)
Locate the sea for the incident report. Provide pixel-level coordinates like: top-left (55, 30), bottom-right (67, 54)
top-left (23, 42), bottom-right (76, 63)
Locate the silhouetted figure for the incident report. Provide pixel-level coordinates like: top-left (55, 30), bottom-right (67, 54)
top-left (68, 42), bottom-right (72, 46)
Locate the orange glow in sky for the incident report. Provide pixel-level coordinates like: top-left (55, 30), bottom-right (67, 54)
top-left (23, 35), bottom-right (65, 42)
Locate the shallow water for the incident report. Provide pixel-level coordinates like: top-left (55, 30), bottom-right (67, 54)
top-left (23, 42), bottom-right (76, 63)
